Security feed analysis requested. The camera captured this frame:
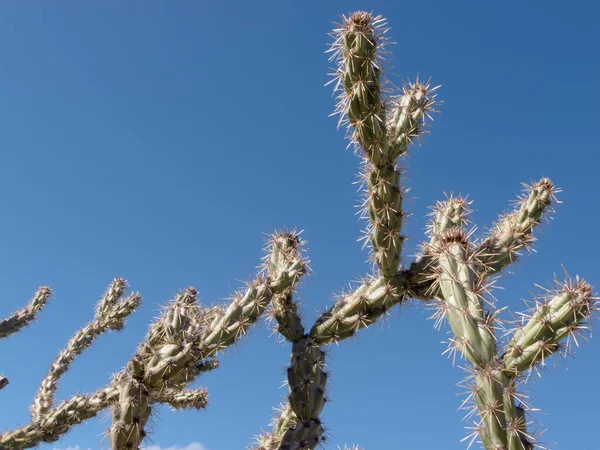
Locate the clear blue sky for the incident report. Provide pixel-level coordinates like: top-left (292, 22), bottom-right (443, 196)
top-left (1, 1), bottom-right (598, 449)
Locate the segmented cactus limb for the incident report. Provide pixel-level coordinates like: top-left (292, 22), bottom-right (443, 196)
top-left (431, 227), bottom-right (597, 449)
top-left (31, 278), bottom-right (141, 423)
top-left (502, 277), bottom-right (595, 377)
top-left (253, 403), bottom-right (298, 450)
top-left (330, 12), bottom-right (437, 277)
top-left (409, 196), bottom-right (472, 300)
top-left (310, 274), bottom-right (405, 344)
top-left (474, 179), bottom-right (557, 277)
top-left (0, 287), bottom-right (51, 389)
top-left (0, 384), bottom-right (120, 448)
top-left (108, 231), bottom-right (308, 449)
top-left (110, 375), bottom-right (151, 450)
top-left (152, 387), bottom-right (209, 411)
top-left (276, 337), bottom-right (327, 450)
top-left (257, 235), bottom-right (327, 450)
top-left (266, 232), bottom-right (307, 342)
top-left (0, 286), bottom-right (51, 338)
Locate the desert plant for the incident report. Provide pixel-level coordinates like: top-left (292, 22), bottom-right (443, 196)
top-left (0, 10), bottom-right (596, 450)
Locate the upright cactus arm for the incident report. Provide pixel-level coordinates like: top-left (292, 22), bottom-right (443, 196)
top-left (433, 231), bottom-right (511, 450)
top-left (278, 337), bottom-right (327, 450)
top-left (266, 232), bottom-right (306, 342)
top-left (434, 230), bottom-right (496, 367)
top-left (0, 286), bottom-right (51, 338)
top-left (408, 196), bottom-right (472, 299)
top-left (331, 12), bottom-right (437, 277)
top-left (474, 178), bottom-right (556, 277)
top-left (253, 242), bottom-right (327, 450)
top-left (30, 279), bottom-right (141, 422)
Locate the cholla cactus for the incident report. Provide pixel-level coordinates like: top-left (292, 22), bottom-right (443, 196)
top-left (0, 9), bottom-right (596, 450)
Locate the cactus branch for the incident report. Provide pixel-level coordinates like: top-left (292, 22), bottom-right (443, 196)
top-left (474, 179), bottom-right (557, 277)
top-left (0, 287), bottom-right (51, 338)
top-left (0, 383), bottom-right (119, 448)
top-left (31, 279), bottom-right (140, 423)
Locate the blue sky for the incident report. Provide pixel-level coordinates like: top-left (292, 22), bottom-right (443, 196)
top-left (0, 1), bottom-right (599, 449)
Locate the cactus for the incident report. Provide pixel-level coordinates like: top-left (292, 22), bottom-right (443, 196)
top-left (0, 9), bottom-right (597, 450)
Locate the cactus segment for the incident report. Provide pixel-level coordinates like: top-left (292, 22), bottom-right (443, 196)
top-left (436, 232), bottom-right (496, 367)
top-left (278, 337), bottom-right (326, 450)
top-left (31, 279), bottom-right (140, 423)
top-left (151, 387), bottom-right (209, 411)
top-left (0, 385), bottom-right (120, 448)
top-left (387, 80), bottom-right (438, 161)
top-left (110, 377), bottom-right (151, 450)
top-left (408, 196), bottom-right (472, 299)
top-left (310, 274), bottom-right (405, 344)
top-left (332, 11), bottom-right (387, 165)
top-left (266, 232), bottom-right (306, 342)
top-left (0, 286), bottom-right (51, 338)
top-left (502, 277), bottom-right (597, 376)
top-left (253, 403), bottom-right (298, 450)
top-left (475, 178), bottom-right (556, 276)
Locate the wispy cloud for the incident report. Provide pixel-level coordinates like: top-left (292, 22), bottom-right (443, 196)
top-left (54, 443), bottom-right (206, 450)
top-left (53, 446), bottom-right (91, 450)
top-left (142, 443), bottom-right (206, 450)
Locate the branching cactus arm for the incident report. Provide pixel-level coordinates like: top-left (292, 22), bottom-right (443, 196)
top-left (31, 278), bottom-right (141, 423)
top-left (0, 287), bottom-right (52, 391)
top-left (330, 11), bottom-right (437, 277)
top-left (108, 231), bottom-right (308, 450)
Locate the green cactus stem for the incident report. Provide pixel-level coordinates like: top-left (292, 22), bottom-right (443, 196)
top-left (30, 279), bottom-right (140, 423)
top-left (474, 178), bottom-right (556, 276)
top-left (331, 12), bottom-right (437, 277)
top-left (0, 287), bottom-right (51, 338)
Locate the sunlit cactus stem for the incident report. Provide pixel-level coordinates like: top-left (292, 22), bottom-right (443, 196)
top-left (331, 11), bottom-right (437, 277)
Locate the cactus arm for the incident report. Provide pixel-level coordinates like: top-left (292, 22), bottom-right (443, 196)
top-left (30, 279), bottom-right (140, 422)
top-left (254, 235), bottom-right (326, 450)
top-left (151, 387), bottom-right (209, 410)
top-left (332, 13), bottom-right (398, 276)
top-left (0, 383), bottom-right (120, 449)
top-left (266, 232), bottom-right (306, 342)
top-left (276, 337), bottom-right (326, 450)
top-left (110, 376), bottom-right (150, 450)
top-left (331, 12), bottom-right (387, 166)
top-left (408, 196), bottom-right (471, 299)
top-left (308, 197), bottom-right (468, 343)
top-left (252, 403), bottom-right (297, 450)
top-left (386, 82), bottom-right (438, 161)
top-left (107, 232), bottom-right (308, 450)
top-left (502, 276), bottom-right (597, 376)
top-left (199, 232), bottom-right (307, 357)
top-left (474, 178), bottom-right (556, 276)
top-left (0, 287), bottom-right (51, 338)
top-left (435, 231), bottom-right (495, 367)
top-left (434, 231), bottom-right (510, 449)
top-left (309, 274), bottom-right (405, 344)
